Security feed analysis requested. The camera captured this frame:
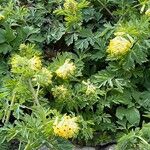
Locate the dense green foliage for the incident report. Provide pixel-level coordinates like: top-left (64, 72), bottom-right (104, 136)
top-left (0, 0), bottom-right (150, 149)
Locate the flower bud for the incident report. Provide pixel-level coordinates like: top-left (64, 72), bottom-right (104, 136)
top-left (52, 85), bottom-right (69, 99)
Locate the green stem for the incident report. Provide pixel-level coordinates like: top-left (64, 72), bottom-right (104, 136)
top-left (36, 83), bottom-right (40, 99)
top-left (97, 0), bottom-right (115, 19)
top-left (5, 92), bottom-right (16, 124)
top-left (18, 142), bottom-right (22, 150)
top-left (28, 79), bottom-right (40, 106)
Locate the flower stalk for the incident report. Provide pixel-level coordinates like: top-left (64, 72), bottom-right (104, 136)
top-left (28, 79), bottom-right (40, 106)
top-left (5, 91), bottom-right (16, 124)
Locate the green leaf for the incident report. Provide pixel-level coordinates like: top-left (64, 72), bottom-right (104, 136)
top-left (116, 107), bottom-right (126, 120)
top-left (23, 26), bottom-right (40, 37)
top-left (0, 43), bottom-right (12, 54)
top-left (48, 23), bottom-right (66, 43)
top-left (55, 138), bottom-right (74, 150)
top-left (65, 33), bottom-right (78, 46)
top-left (0, 29), bottom-right (6, 44)
top-left (116, 107), bottom-right (140, 126)
top-left (4, 27), bottom-right (16, 42)
top-left (75, 39), bottom-right (89, 50)
top-left (27, 34), bottom-right (45, 43)
top-left (126, 107), bottom-right (140, 126)
top-left (91, 70), bottom-right (114, 87)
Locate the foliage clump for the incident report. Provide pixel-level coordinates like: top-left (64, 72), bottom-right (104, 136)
top-left (0, 0), bottom-right (150, 150)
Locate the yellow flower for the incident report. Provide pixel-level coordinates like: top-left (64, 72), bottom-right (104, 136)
top-left (145, 8), bottom-right (150, 16)
top-left (107, 36), bottom-right (132, 58)
top-left (0, 14), bottom-right (5, 20)
top-left (52, 85), bottom-right (69, 99)
top-left (29, 56), bottom-right (42, 71)
top-left (53, 115), bottom-right (79, 139)
top-left (82, 81), bottom-right (96, 95)
top-left (64, 0), bottom-right (77, 13)
top-left (55, 59), bottom-right (76, 79)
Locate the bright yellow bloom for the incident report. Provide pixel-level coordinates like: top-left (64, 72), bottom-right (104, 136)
top-left (0, 14), bottom-right (5, 20)
top-left (55, 59), bottom-right (76, 79)
top-left (145, 8), bottom-right (150, 16)
top-left (29, 56), bottom-right (42, 71)
top-left (107, 36), bottom-right (132, 58)
top-left (53, 115), bottom-right (79, 139)
top-left (52, 85), bottom-right (69, 99)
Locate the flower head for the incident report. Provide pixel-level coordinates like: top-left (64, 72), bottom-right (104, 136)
top-left (33, 68), bottom-right (52, 86)
top-left (53, 115), bottom-right (79, 139)
top-left (29, 56), bottom-right (42, 71)
top-left (55, 59), bottom-right (76, 79)
top-left (11, 55), bottom-right (29, 74)
top-left (145, 8), bottom-right (150, 16)
top-left (11, 55), bottom-right (42, 76)
top-left (82, 81), bottom-right (96, 95)
top-left (107, 36), bottom-right (132, 58)
top-left (64, 0), bottom-right (78, 13)
top-left (52, 85), bottom-right (69, 99)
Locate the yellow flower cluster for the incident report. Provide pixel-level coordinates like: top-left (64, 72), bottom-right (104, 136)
top-left (53, 115), bottom-right (79, 139)
top-left (107, 36), bottom-right (132, 58)
top-left (55, 59), bottom-right (76, 79)
top-left (145, 9), bottom-right (150, 16)
top-left (52, 85), bottom-right (69, 99)
top-left (64, 0), bottom-right (78, 13)
top-left (82, 81), bottom-right (96, 95)
top-left (11, 55), bottom-right (42, 75)
top-left (0, 14), bottom-right (5, 20)
top-left (33, 68), bottom-right (52, 86)
top-left (11, 55), bottom-right (28, 74)
top-left (19, 43), bottom-right (42, 58)
top-left (29, 56), bottom-right (42, 71)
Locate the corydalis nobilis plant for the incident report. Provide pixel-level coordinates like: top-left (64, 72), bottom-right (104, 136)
top-left (0, 43), bottom-right (93, 149)
top-left (54, 0), bottom-right (89, 29)
top-left (0, 0), bottom-right (150, 149)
